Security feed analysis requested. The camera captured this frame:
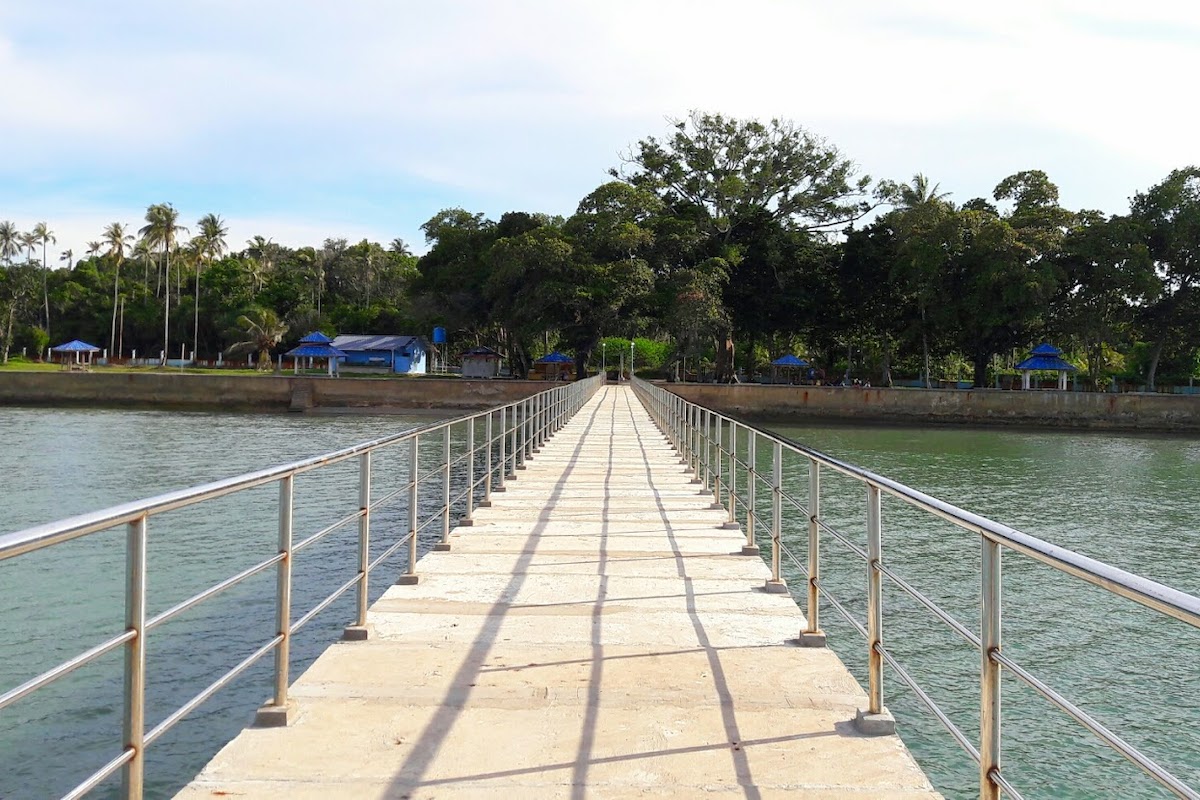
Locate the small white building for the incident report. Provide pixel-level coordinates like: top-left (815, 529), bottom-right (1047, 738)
top-left (461, 346), bottom-right (502, 379)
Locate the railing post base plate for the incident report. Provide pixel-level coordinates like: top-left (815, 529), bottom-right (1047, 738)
top-left (477, 499), bottom-right (493, 507)
top-left (796, 630), bottom-right (827, 648)
top-left (723, 522), bottom-right (743, 531)
top-left (396, 574), bottom-right (421, 585)
top-left (854, 706), bottom-right (895, 736)
top-left (763, 578), bottom-right (788, 594)
top-left (689, 478), bottom-right (703, 485)
top-left (342, 624), bottom-right (373, 642)
top-left (740, 544), bottom-right (760, 555)
top-left (516, 465), bottom-right (528, 471)
top-left (254, 700), bottom-right (295, 728)
top-left (433, 543), bottom-right (452, 552)
top-left (709, 502), bottom-right (724, 510)
top-left (458, 517), bottom-right (475, 527)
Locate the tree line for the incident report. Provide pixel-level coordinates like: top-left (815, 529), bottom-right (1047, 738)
top-left (3, 111), bottom-right (1198, 389)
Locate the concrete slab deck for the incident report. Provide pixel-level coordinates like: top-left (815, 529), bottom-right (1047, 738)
top-left (177, 384), bottom-right (940, 799)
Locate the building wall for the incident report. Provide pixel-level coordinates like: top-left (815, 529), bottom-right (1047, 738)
top-left (663, 383), bottom-right (1200, 432)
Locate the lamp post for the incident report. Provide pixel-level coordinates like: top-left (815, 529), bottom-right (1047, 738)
top-left (602, 342), bottom-right (606, 377)
top-left (630, 340), bottom-right (635, 380)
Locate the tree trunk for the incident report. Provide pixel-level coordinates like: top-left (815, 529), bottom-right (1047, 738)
top-left (973, 351), bottom-right (989, 388)
top-left (110, 261), bottom-right (121, 357)
top-left (714, 331), bottom-right (734, 383)
top-left (1146, 336), bottom-right (1165, 392)
top-left (882, 343), bottom-right (893, 387)
top-left (2, 303), bottom-right (15, 364)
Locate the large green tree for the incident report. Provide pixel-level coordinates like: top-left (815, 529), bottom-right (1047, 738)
top-left (1128, 167), bottom-right (1200, 390)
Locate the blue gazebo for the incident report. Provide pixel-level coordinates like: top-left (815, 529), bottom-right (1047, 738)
top-left (286, 332), bottom-right (346, 377)
top-left (536, 351), bottom-right (573, 380)
top-left (770, 354), bottom-right (811, 384)
top-left (51, 339), bottom-right (101, 370)
top-left (1015, 343), bottom-right (1076, 390)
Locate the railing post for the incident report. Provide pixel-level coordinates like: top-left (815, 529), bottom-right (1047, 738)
top-left (344, 454), bottom-right (372, 640)
top-left (461, 417), bottom-right (476, 525)
top-left (724, 423), bottom-right (739, 530)
top-left (800, 461), bottom-right (826, 646)
top-left (436, 424), bottom-right (452, 550)
top-left (690, 405), bottom-right (702, 484)
top-left (398, 435), bottom-right (420, 585)
top-left (121, 515), bottom-right (148, 798)
top-left (855, 483), bottom-right (894, 734)
top-left (981, 536), bottom-right (1002, 799)
top-left (482, 410), bottom-right (494, 505)
top-left (744, 431), bottom-right (759, 555)
top-left (765, 441), bottom-right (786, 593)
top-left (499, 405), bottom-right (509, 486)
top-left (712, 415), bottom-right (723, 508)
top-left (698, 409), bottom-right (710, 492)
top-left (256, 476), bottom-right (293, 725)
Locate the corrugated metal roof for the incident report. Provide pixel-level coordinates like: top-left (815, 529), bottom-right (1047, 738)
top-left (1029, 343), bottom-right (1063, 356)
top-left (331, 334), bottom-right (426, 352)
top-left (1015, 355), bottom-right (1076, 371)
top-left (285, 343), bottom-right (346, 358)
top-left (463, 346), bottom-right (501, 358)
top-left (51, 339), bottom-right (100, 352)
top-left (298, 331), bottom-right (334, 344)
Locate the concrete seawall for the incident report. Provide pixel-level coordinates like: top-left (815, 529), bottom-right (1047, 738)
top-left (664, 382), bottom-right (1200, 432)
top-left (0, 372), bottom-right (544, 412)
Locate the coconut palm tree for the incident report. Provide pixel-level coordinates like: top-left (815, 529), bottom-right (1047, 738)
top-left (140, 203), bottom-right (188, 364)
top-left (225, 307), bottom-right (288, 370)
top-left (32, 222), bottom-right (54, 338)
top-left (132, 239), bottom-right (154, 297)
top-left (86, 241), bottom-right (103, 259)
top-left (104, 222), bottom-right (134, 357)
top-left (193, 213), bottom-right (228, 357)
top-left (0, 221), bottom-right (18, 265)
top-left (59, 248), bottom-right (73, 270)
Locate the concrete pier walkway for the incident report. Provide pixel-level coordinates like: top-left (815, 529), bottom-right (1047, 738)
top-left (178, 385), bottom-right (939, 798)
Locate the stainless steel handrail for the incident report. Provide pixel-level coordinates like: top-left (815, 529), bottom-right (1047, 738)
top-left (0, 375), bottom-right (603, 799)
top-left (632, 376), bottom-right (1200, 800)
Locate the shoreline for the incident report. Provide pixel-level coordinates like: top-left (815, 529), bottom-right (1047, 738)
top-left (2, 371), bottom-right (1198, 432)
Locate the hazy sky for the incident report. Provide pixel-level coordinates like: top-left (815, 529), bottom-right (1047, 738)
top-left (2, 0), bottom-right (1198, 262)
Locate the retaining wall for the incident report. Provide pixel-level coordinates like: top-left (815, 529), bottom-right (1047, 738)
top-left (0, 372), bottom-right (545, 412)
top-left (663, 383), bottom-right (1200, 432)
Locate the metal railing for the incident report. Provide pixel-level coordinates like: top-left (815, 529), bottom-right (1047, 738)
top-left (0, 375), bottom-right (602, 800)
top-left (633, 377), bottom-right (1200, 800)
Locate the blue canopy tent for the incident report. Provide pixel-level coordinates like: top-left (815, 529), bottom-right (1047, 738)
top-left (769, 354), bottom-right (811, 384)
top-left (1015, 343), bottom-right (1076, 390)
top-left (286, 332), bottom-right (346, 376)
top-left (535, 351), bottom-right (573, 381)
top-left (51, 339), bottom-right (101, 370)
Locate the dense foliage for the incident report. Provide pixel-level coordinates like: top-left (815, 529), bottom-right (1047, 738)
top-left (3, 112), bottom-right (1199, 388)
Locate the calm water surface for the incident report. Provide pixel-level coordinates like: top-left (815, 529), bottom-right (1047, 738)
top-left (762, 422), bottom-right (1200, 799)
top-left (1, 408), bottom-right (1198, 798)
top-left (0, 406), bottom-right (456, 800)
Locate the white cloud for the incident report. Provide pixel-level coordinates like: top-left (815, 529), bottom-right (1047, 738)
top-left (2, 0), bottom-right (1198, 256)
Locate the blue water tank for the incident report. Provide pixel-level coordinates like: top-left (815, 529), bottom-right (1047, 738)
top-left (432, 327), bottom-right (447, 344)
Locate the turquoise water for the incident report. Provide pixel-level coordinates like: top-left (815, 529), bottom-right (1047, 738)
top-left (1, 408), bottom-right (1198, 798)
top-left (0, 407), bottom-right (460, 800)
top-left (760, 422), bottom-right (1200, 799)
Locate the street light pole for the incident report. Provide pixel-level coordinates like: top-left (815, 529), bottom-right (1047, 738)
top-left (630, 340), bottom-right (635, 380)
top-left (602, 342), bottom-right (606, 377)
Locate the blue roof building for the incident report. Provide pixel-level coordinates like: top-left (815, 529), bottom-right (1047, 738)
top-left (331, 335), bottom-right (429, 375)
top-left (285, 332), bottom-right (347, 376)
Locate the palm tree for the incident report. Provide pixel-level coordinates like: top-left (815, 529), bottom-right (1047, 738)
top-left (225, 307), bottom-right (288, 370)
top-left (20, 232), bottom-right (36, 265)
top-left (193, 213), bottom-right (228, 358)
top-left (140, 203), bottom-right (188, 364)
top-left (86, 241), bottom-right (103, 259)
top-left (389, 237), bottom-right (412, 256)
top-left (59, 248), bottom-right (73, 270)
top-left (892, 173), bottom-right (955, 388)
top-left (0, 221), bottom-right (18, 264)
top-left (132, 239), bottom-right (154, 296)
top-left (104, 222), bottom-right (134, 357)
top-left (32, 222), bottom-right (54, 339)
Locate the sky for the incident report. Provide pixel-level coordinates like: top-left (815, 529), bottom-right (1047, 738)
top-left (2, 0), bottom-right (1198, 263)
